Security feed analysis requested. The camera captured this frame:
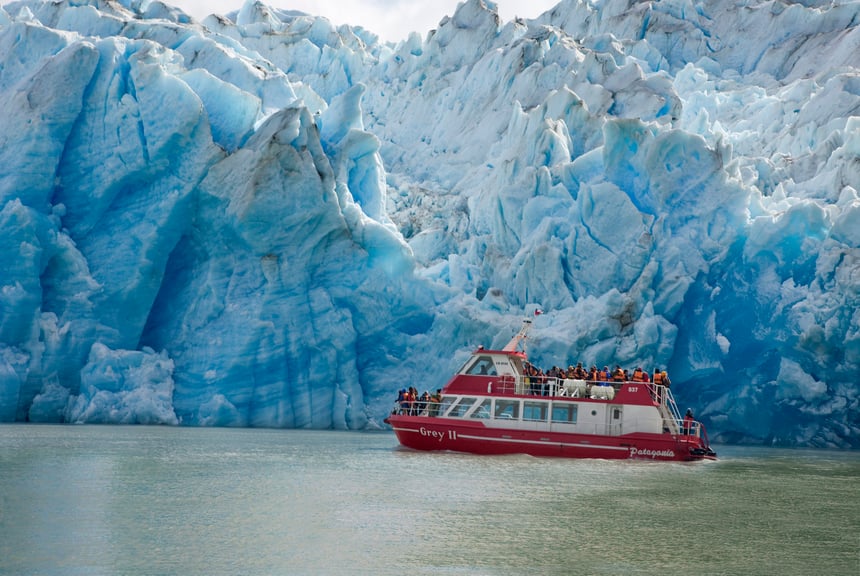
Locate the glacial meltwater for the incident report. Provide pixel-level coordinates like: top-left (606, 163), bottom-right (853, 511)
top-left (0, 425), bottom-right (857, 575)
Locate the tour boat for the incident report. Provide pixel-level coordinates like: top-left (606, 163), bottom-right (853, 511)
top-left (384, 319), bottom-right (717, 461)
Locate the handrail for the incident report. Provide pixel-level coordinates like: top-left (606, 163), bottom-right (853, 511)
top-left (404, 378), bottom-right (673, 402)
top-left (662, 386), bottom-right (683, 422)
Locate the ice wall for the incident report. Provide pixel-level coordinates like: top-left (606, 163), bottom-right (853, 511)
top-left (0, 0), bottom-right (857, 448)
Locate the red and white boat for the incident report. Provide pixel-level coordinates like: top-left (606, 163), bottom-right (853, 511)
top-left (385, 319), bottom-right (716, 461)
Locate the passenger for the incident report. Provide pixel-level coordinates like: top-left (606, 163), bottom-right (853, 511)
top-left (612, 365), bottom-right (626, 382)
top-left (429, 389), bottom-right (442, 416)
top-left (526, 364), bottom-right (537, 395)
top-left (653, 368), bottom-right (665, 385)
top-left (418, 391), bottom-right (430, 414)
top-left (534, 366), bottom-right (544, 395)
top-left (523, 362), bottom-right (532, 394)
top-left (599, 366), bottom-right (611, 382)
top-left (683, 408), bottom-right (694, 435)
top-left (407, 387), bottom-right (417, 415)
top-left (631, 367), bottom-right (646, 382)
top-left (588, 366), bottom-right (599, 382)
top-left (556, 366), bottom-right (569, 395)
top-left (396, 388), bottom-right (408, 414)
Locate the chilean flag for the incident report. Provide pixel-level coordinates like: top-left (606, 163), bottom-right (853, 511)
top-left (534, 309), bottom-right (544, 316)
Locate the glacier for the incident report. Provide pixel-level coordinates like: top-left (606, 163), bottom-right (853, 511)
top-left (0, 0), bottom-right (858, 448)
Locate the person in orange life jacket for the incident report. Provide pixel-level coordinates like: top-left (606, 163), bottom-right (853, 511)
top-left (428, 389), bottom-right (442, 416)
top-left (612, 365), bottom-right (625, 382)
top-left (407, 387), bottom-right (418, 415)
top-left (683, 408), bottom-right (695, 434)
top-left (599, 366), bottom-right (611, 382)
top-left (631, 367), bottom-right (647, 382)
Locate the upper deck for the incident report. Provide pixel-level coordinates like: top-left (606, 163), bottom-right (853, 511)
top-left (443, 348), bottom-right (661, 407)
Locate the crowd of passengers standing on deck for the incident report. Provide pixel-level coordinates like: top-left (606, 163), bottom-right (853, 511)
top-left (522, 361), bottom-right (671, 396)
top-left (395, 387), bottom-right (443, 416)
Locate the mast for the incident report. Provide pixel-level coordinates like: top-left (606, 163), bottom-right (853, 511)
top-left (502, 319), bottom-right (533, 352)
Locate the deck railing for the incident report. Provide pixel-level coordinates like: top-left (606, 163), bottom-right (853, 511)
top-left (486, 375), bottom-right (624, 398)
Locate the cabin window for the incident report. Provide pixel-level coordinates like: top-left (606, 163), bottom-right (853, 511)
top-left (444, 397), bottom-right (478, 418)
top-left (465, 356), bottom-right (497, 376)
top-left (469, 398), bottom-right (492, 419)
top-left (523, 400), bottom-right (548, 422)
top-left (439, 396), bottom-right (456, 416)
top-left (494, 399), bottom-right (519, 420)
top-left (551, 403), bottom-right (578, 424)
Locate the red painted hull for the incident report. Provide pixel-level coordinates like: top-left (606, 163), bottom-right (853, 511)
top-left (386, 415), bottom-right (715, 462)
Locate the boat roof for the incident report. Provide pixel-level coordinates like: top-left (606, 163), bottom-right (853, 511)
top-left (469, 346), bottom-right (527, 359)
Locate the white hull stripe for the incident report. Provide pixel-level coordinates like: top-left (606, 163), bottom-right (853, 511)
top-left (393, 426), bottom-right (630, 452)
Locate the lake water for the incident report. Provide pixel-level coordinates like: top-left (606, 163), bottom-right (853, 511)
top-left (0, 425), bottom-right (858, 575)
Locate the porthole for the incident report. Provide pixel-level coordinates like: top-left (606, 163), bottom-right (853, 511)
top-left (591, 410), bottom-right (597, 416)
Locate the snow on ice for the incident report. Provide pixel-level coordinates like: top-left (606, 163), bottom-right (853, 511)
top-left (0, 0), bottom-right (858, 448)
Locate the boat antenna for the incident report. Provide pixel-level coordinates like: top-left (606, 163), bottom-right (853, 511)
top-left (502, 318), bottom-right (533, 352)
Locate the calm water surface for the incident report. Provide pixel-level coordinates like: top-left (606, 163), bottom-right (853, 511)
top-left (0, 425), bottom-right (858, 575)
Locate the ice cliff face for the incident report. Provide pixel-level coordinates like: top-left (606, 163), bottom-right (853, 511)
top-left (0, 0), bottom-right (857, 448)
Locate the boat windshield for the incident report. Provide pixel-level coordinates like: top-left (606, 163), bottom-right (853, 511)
top-left (464, 356), bottom-right (497, 376)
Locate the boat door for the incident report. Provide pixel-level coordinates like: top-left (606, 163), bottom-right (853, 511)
top-left (608, 406), bottom-right (622, 435)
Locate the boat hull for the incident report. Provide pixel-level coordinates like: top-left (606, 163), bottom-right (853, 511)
top-left (386, 415), bottom-right (715, 461)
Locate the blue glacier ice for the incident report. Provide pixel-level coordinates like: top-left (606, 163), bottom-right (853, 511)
top-left (0, 0), bottom-right (858, 448)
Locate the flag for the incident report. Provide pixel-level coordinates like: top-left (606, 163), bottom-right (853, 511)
top-left (534, 309), bottom-right (544, 316)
